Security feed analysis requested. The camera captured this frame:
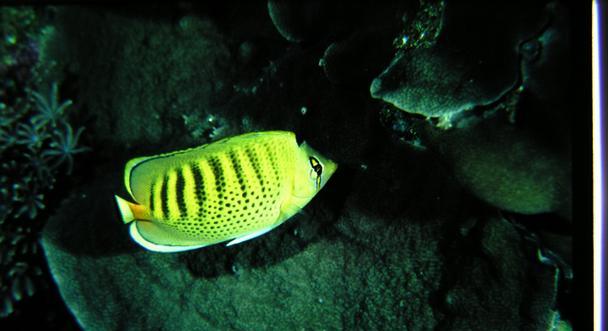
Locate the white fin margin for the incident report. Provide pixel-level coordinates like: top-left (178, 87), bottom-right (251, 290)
top-left (129, 222), bottom-right (209, 253)
top-left (226, 226), bottom-right (276, 247)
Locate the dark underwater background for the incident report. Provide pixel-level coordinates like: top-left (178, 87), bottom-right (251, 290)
top-left (0, 1), bottom-right (589, 330)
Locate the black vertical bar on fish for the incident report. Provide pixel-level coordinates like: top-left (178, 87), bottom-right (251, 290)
top-left (229, 151), bottom-right (247, 193)
top-left (160, 175), bottom-right (169, 219)
top-left (149, 181), bottom-right (156, 212)
top-left (190, 162), bottom-right (205, 218)
top-left (244, 147), bottom-right (265, 189)
top-left (209, 157), bottom-right (224, 200)
top-left (175, 169), bottom-right (187, 219)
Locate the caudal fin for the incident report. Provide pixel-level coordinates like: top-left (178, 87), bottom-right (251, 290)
top-left (115, 195), bottom-right (137, 224)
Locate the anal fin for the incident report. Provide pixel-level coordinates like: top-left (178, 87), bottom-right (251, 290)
top-left (226, 226), bottom-right (276, 247)
top-left (129, 222), bottom-right (210, 253)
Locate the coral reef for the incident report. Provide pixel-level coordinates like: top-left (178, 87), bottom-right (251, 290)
top-left (0, 2), bottom-right (579, 330)
top-left (369, 1), bottom-right (572, 218)
top-left (42, 164), bottom-right (562, 330)
top-left (370, 1), bottom-right (547, 122)
top-left (0, 82), bottom-right (87, 319)
top-left (0, 6), bottom-right (87, 328)
top-left (43, 7), bottom-right (236, 152)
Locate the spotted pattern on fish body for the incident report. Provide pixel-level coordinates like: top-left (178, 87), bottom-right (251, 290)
top-left (114, 131), bottom-right (338, 252)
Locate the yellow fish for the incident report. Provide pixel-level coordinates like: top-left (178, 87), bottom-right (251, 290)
top-left (114, 131), bottom-right (337, 252)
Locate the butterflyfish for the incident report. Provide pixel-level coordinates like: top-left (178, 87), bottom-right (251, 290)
top-left (114, 131), bottom-right (337, 253)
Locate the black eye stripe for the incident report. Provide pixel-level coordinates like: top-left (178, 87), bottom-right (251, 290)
top-left (309, 156), bottom-right (323, 176)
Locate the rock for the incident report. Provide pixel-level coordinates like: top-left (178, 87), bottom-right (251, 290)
top-left (41, 170), bottom-right (444, 330)
top-left (41, 142), bottom-right (562, 330)
top-left (372, 1), bottom-right (572, 218)
top-left (427, 116), bottom-right (571, 216)
top-left (517, 2), bottom-right (572, 150)
top-left (267, 0), bottom-right (408, 45)
top-left (267, 0), bottom-right (326, 43)
top-left (42, 8), bottom-right (236, 153)
top-left (538, 231), bottom-right (572, 267)
top-left (440, 216), bottom-right (560, 330)
top-left (320, 28), bottom-right (396, 89)
top-left (521, 3), bottom-right (571, 107)
top-left (370, 1), bottom-right (546, 120)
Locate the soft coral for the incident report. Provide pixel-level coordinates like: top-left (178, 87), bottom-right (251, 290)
top-left (30, 82), bottom-right (72, 126)
top-left (42, 123), bottom-right (89, 174)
